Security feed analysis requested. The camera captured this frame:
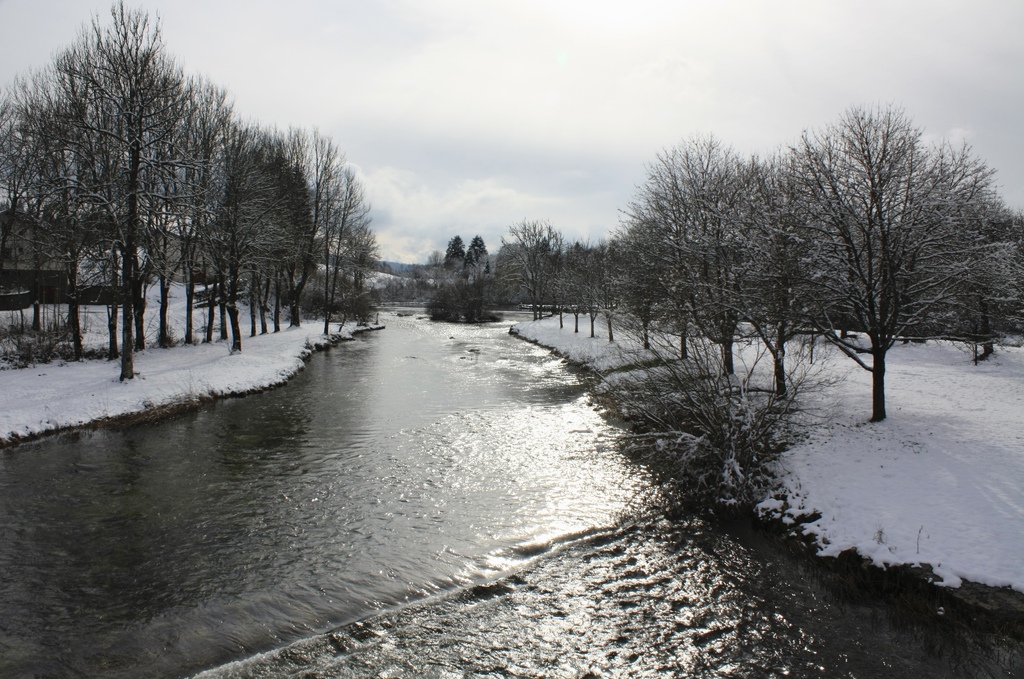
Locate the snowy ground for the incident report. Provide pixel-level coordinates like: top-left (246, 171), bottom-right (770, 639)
top-left (0, 285), bottom-right (380, 445)
top-left (513, 315), bottom-right (1024, 594)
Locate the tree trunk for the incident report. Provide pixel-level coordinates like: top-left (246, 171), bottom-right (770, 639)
top-left (68, 302), bottom-right (82, 359)
top-left (273, 278), bottom-right (282, 332)
top-left (184, 273), bottom-right (195, 345)
top-left (722, 337), bottom-right (734, 376)
top-left (774, 324), bottom-right (787, 397)
top-left (120, 293), bottom-right (134, 379)
top-left (218, 275), bottom-right (228, 341)
top-left (260, 277), bottom-right (270, 334)
top-left (324, 237), bottom-right (332, 335)
top-left (979, 297), bottom-right (994, 360)
top-left (31, 268), bottom-right (42, 331)
top-left (133, 276), bottom-right (146, 351)
top-left (205, 278), bottom-right (216, 343)
top-left (120, 247), bottom-right (136, 381)
top-left (290, 272), bottom-right (307, 328)
top-left (249, 284), bottom-right (257, 337)
top-left (227, 303), bottom-right (242, 353)
top-left (67, 265), bottom-right (83, 360)
top-left (606, 315), bottom-right (614, 342)
top-left (158, 275), bottom-right (171, 348)
top-left (106, 303), bottom-right (119, 359)
top-left (871, 345), bottom-right (887, 422)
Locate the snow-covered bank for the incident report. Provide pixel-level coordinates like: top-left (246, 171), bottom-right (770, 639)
top-left (0, 320), bottom-right (380, 446)
top-left (0, 286), bottom-right (383, 445)
top-left (512, 315), bottom-right (1024, 594)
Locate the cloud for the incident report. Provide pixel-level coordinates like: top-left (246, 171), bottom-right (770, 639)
top-left (367, 167), bottom-right (572, 263)
top-left (2, 0), bottom-right (1023, 263)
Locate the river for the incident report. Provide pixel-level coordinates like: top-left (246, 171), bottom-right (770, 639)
top-left (0, 311), bottom-right (1017, 678)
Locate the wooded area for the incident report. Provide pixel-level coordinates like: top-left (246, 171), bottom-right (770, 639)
top-left (0, 3), bottom-right (377, 379)
top-left (492, 107), bottom-right (1023, 424)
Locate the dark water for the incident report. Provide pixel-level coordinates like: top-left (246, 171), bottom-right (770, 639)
top-left (0, 312), bottom-right (1018, 678)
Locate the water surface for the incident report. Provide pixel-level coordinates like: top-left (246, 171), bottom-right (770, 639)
top-left (2, 312), bottom-right (1017, 678)
top-left (0, 312), bottom-right (638, 678)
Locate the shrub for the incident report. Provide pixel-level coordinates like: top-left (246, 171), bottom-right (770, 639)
top-left (605, 332), bottom-right (815, 512)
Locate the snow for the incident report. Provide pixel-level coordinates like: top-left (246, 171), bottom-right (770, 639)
top-left (0, 285), bottom-right (381, 445)
top-left (512, 314), bottom-right (648, 372)
top-left (365, 270), bottom-right (404, 289)
top-left (513, 314), bottom-right (1024, 593)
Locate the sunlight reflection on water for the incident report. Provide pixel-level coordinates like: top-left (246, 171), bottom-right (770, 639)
top-left (0, 311), bottom-right (642, 679)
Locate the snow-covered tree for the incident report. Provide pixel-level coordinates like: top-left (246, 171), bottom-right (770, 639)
top-left (736, 153), bottom-right (810, 396)
top-left (178, 77), bottom-right (232, 345)
top-left (625, 135), bottom-right (747, 370)
top-left (792, 104), bottom-right (995, 421)
top-left (52, 2), bottom-right (189, 378)
top-left (500, 219), bottom-right (563, 320)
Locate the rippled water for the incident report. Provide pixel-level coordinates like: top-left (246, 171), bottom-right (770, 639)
top-left (3, 312), bottom-right (1019, 679)
top-left (0, 312), bottom-right (641, 678)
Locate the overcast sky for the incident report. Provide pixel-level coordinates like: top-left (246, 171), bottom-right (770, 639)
top-left (2, 0), bottom-right (1022, 263)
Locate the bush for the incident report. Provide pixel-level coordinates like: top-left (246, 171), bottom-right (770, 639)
top-left (604, 332), bottom-right (814, 512)
top-left (427, 277), bottom-right (499, 323)
top-left (301, 272), bottom-right (376, 324)
top-left (1, 321), bottom-right (71, 368)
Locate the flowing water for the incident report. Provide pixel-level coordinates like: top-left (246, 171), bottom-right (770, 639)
top-left (0, 312), bottom-right (639, 678)
top-left (0, 312), bottom-right (1017, 678)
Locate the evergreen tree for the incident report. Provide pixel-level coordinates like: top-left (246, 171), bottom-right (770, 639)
top-left (444, 235), bottom-right (465, 268)
top-left (465, 235), bottom-right (487, 268)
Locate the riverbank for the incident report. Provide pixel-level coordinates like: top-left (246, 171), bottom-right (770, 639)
top-left (510, 316), bottom-right (1024, 615)
top-left (0, 314), bottom-right (382, 447)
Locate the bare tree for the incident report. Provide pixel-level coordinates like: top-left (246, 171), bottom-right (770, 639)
top-left (179, 77), bottom-right (232, 345)
top-left (612, 219), bottom-right (668, 350)
top-left (932, 164), bottom-right (1020, 361)
top-left (793, 104), bottom-right (994, 421)
top-left (52, 2), bottom-right (188, 379)
top-left (500, 218), bottom-right (563, 320)
top-left (272, 128), bottom-right (316, 327)
top-left (0, 87), bottom-right (37, 278)
top-left (558, 241), bottom-right (589, 333)
top-left (205, 121), bottom-right (279, 353)
top-left (15, 70), bottom-right (98, 359)
top-left (323, 165), bottom-right (373, 333)
top-left (736, 153), bottom-right (810, 396)
top-left (624, 135), bottom-right (746, 369)
top-left (567, 240), bottom-right (618, 340)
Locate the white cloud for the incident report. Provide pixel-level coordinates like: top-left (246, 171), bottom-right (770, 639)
top-left (366, 166), bottom-right (570, 263)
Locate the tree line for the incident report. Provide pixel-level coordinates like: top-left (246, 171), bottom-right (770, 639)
top-left (0, 3), bottom-right (377, 380)
top-left (498, 105), bottom-right (1024, 424)
top-left (424, 235), bottom-right (497, 322)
